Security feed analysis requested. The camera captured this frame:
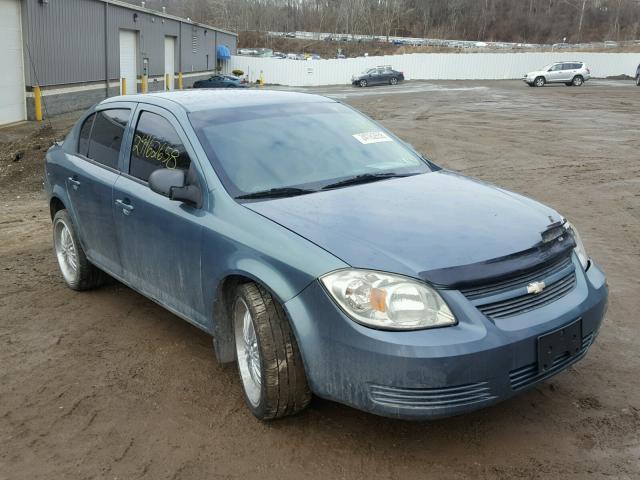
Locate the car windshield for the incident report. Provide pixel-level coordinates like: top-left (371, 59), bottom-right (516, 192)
top-left (189, 101), bottom-right (432, 198)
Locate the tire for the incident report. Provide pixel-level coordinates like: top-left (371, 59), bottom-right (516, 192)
top-left (636, 75), bottom-right (640, 86)
top-left (389, 77), bottom-right (398, 85)
top-left (565, 82), bottom-right (573, 86)
top-left (233, 282), bottom-right (311, 420)
top-left (572, 75), bottom-right (584, 86)
top-left (52, 210), bottom-right (106, 291)
top-left (359, 79), bottom-right (368, 87)
top-left (534, 76), bottom-right (545, 87)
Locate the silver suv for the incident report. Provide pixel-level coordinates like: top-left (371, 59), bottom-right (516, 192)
top-left (523, 61), bottom-right (591, 87)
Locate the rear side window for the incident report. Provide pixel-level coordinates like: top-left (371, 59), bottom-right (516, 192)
top-left (78, 113), bottom-right (95, 157)
top-left (129, 111), bottom-right (191, 182)
top-left (86, 109), bottom-right (130, 169)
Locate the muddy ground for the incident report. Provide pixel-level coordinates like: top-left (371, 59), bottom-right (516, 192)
top-left (1, 80), bottom-right (639, 479)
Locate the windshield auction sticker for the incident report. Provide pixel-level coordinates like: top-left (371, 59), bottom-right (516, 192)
top-left (352, 131), bottom-right (393, 144)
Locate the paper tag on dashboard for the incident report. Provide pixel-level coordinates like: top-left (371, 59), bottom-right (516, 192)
top-left (352, 131), bottom-right (393, 144)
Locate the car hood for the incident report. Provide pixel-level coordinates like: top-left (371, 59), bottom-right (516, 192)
top-left (525, 70), bottom-right (546, 76)
top-left (244, 171), bottom-right (565, 285)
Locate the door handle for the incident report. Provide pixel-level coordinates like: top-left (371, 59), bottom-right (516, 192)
top-left (115, 198), bottom-right (134, 215)
top-left (67, 176), bottom-right (81, 189)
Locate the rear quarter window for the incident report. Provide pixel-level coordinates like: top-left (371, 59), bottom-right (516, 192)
top-left (77, 113), bottom-right (95, 157)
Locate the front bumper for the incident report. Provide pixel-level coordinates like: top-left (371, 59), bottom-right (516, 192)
top-left (284, 257), bottom-right (608, 420)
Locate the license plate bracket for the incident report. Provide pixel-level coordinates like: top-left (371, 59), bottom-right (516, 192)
top-left (537, 319), bottom-right (582, 373)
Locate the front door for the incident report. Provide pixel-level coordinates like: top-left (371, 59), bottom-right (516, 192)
top-left (112, 106), bottom-right (207, 326)
top-left (66, 107), bottom-right (131, 275)
top-left (547, 63), bottom-right (564, 83)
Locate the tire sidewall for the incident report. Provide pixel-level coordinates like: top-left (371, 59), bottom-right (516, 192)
top-left (233, 291), bottom-right (270, 418)
top-left (53, 210), bottom-right (81, 289)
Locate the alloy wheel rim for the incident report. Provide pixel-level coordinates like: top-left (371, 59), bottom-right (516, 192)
top-left (234, 298), bottom-right (262, 407)
top-left (391, 78), bottom-right (397, 85)
top-left (54, 220), bottom-right (78, 284)
top-left (575, 78), bottom-right (582, 85)
top-left (536, 78), bottom-right (544, 87)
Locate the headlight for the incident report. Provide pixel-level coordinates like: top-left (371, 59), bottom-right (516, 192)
top-left (320, 269), bottom-right (456, 330)
top-left (564, 221), bottom-right (589, 270)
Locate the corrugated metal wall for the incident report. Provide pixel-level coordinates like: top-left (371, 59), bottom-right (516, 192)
top-left (229, 53), bottom-right (640, 86)
top-left (22, 0), bottom-right (237, 87)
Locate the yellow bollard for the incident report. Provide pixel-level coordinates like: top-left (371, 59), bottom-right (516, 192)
top-left (141, 75), bottom-right (148, 93)
top-left (121, 77), bottom-right (127, 95)
top-left (259, 71), bottom-right (264, 88)
top-left (33, 86), bottom-right (43, 121)
top-left (178, 72), bottom-right (183, 90)
top-left (165, 73), bottom-right (170, 91)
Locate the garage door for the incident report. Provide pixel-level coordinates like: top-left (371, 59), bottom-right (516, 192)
top-left (0, 0), bottom-right (26, 125)
top-left (164, 37), bottom-right (175, 90)
top-left (119, 30), bottom-right (138, 95)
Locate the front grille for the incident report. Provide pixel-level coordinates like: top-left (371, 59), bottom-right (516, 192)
top-left (369, 381), bottom-right (496, 409)
top-left (509, 330), bottom-right (594, 391)
top-left (461, 255), bottom-right (572, 300)
top-left (461, 255), bottom-right (577, 320)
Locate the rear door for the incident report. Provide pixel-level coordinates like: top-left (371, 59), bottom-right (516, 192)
top-left (560, 63), bottom-right (575, 81)
top-left (65, 105), bottom-right (132, 275)
top-left (112, 105), bottom-right (207, 326)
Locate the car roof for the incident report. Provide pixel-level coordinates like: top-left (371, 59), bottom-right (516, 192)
top-left (100, 89), bottom-right (335, 113)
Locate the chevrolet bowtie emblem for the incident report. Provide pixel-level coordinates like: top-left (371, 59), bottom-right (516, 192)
top-left (527, 281), bottom-right (546, 294)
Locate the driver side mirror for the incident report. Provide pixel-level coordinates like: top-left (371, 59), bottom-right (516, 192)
top-left (148, 168), bottom-right (202, 207)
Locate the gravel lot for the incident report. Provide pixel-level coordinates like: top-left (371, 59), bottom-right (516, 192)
top-left (1, 80), bottom-right (639, 479)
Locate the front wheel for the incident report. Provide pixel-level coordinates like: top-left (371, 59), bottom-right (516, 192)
top-left (389, 77), bottom-right (398, 85)
top-left (233, 282), bottom-right (311, 420)
top-left (359, 79), bottom-right (368, 87)
top-left (572, 75), bottom-right (584, 86)
top-left (636, 75), bottom-right (640, 86)
top-left (53, 210), bottom-right (105, 290)
top-left (534, 76), bottom-right (546, 87)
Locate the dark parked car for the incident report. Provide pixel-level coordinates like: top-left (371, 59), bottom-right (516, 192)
top-left (45, 90), bottom-right (607, 421)
top-left (352, 66), bottom-right (405, 87)
top-left (193, 74), bottom-right (247, 88)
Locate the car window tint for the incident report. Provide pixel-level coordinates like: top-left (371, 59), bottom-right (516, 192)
top-left (574, 63), bottom-right (583, 69)
top-left (130, 111), bottom-right (191, 182)
top-left (78, 113), bottom-right (95, 157)
top-left (87, 109), bottom-right (130, 169)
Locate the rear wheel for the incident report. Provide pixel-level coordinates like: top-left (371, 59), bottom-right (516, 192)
top-left (53, 210), bottom-right (105, 290)
top-left (534, 76), bottom-right (545, 87)
top-left (389, 77), bottom-right (398, 85)
top-left (233, 282), bottom-right (311, 420)
top-left (359, 79), bottom-right (368, 87)
top-left (636, 75), bottom-right (640, 86)
top-left (572, 75), bottom-right (584, 86)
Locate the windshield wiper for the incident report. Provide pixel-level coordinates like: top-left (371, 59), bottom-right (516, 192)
top-left (235, 187), bottom-right (316, 200)
top-left (321, 172), bottom-right (415, 190)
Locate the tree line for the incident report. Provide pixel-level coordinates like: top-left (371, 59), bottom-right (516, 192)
top-left (136, 0), bottom-right (640, 43)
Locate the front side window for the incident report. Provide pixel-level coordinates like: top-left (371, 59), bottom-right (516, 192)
top-left (129, 111), bottom-right (191, 182)
top-left (189, 101), bottom-right (432, 198)
top-left (77, 113), bottom-right (95, 157)
top-left (86, 109), bottom-right (130, 169)
top-left (550, 64), bottom-right (563, 71)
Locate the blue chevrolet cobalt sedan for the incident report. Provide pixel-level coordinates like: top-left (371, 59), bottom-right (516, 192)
top-left (45, 90), bottom-right (608, 420)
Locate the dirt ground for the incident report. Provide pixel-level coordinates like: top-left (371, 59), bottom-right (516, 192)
top-left (1, 80), bottom-right (639, 479)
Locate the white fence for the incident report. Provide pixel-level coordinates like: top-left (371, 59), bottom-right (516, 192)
top-left (227, 52), bottom-right (639, 86)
